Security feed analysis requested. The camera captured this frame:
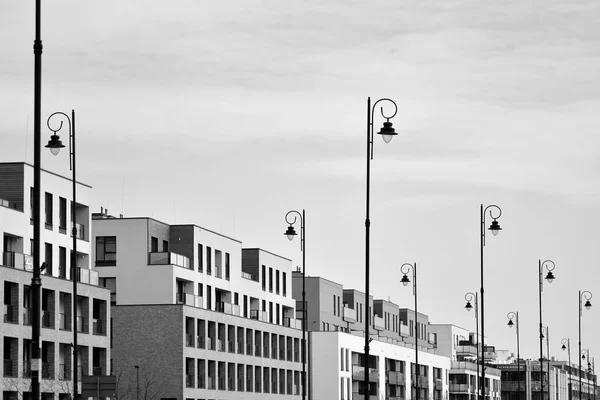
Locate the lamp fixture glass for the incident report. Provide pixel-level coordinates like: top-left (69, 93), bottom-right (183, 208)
top-left (584, 300), bottom-right (592, 310)
top-left (45, 134), bottom-right (65, 156)
top-left (488, 219), bottom-right (502, 236)
top-left (507, 319), bottom-right (514, 328)
top-left (284, 225), bottom-right (297, 241)
top-left (377, 121), bottom-right (397, 144)
top-left (400, 274), bottom-right (410, 287)
top-left (465, 301), bottom-right (472, 312)
top-left (545, 271), bottom-right (555, 284)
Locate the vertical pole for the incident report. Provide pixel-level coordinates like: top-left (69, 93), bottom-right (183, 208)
top-left (414, 264), bottom-right (419, 400)
top-left (31, 0), bottom-right (44, 398)
top-left (580, 291), bottom-right (583, 400)
top-left (364, 97), bottom-right (371, 399)
top-left (540, 261), bottom-right (545, 400)
top-left (301, 209), bottom-right (307, 400)
top-left (547, 327), bottom-right (550, 400)
top-left (480, 205), bottom-right (485, 400)
top-left (517, 312), bottom-right (521, 400)
top-left (72, 110), bottom-right (79, 399)
top-left (569, 340), bottom-right (572, 400)
top-left (476, 294), bottom-right (479, 400)
top-left (136, 367), bottom-right (140, 400)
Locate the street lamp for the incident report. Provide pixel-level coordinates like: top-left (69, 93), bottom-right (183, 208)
top-left (583, 350), bottom-right (591, 400)
top-left (283, 209), bottom-right (307, 400)
top-left (479, 204), bottom-right (502, 400)
top-left (31, 0), bottom-right (44, 398)
top-left (538, 260), bottom-right (556, 400)
top-left (46, 110), bottom-right (80, 399)
top-left (400, 263), bottom-right (419, 400)
top-left (580, 291), bottom-right (593, 400)
top-left (134, 365), bottom-right (140, 400)
top-left (364, 97), bottom-right (398, 399)
top-left (465, 292), bottom-right (479, 399)
top-left (562, 338), bottom-right (572, 400)
top-left (507, 312), bottom-right (521, 400)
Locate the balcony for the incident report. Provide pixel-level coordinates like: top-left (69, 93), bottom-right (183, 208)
top-left (435, 378), bottom-right (443, 390)
top-left (4, 304), bottom-right (17, 323)
top-left (456, 345), bottom-right (478, 358)
top-left (207, 376), bottom-right (216, 390)
top-left (449, 383), bottom-right (470, 393)
top-left (148, 251), bottom-right (191, 269)
top-left (343, 306), bottom-right (357, 322)
top-left (58, 363), bottom-right (70, 380)
top-left (374, 315), bottom-right (385, 331)
top-left (216, 302), bottom-right (240, 316)
top-left (250, 309), bottom-right (267, 322)
top-left (388, 371), bottom-right (405, 385)
top-left (176, 293), bottom-right (203, 308)
top-left (71, 223), bottom-right (85, 240)
top-left (217, 339), bottom-right (225, 352)
top-left (76, 267), bottom-right (99, 286)
top-left (399, 323), bottom-right (409, 337)
top-left (2, 251), bottom-right (33, 271)
top-left (428, 333), bottom-right (437, 346)
top-left (353, 365), bottom-right (365, 380)
top-left (42, 310), bottom-right (53, 328)
top-left (412, 375), bottom-right (429, 388)
top-left (228, 341), bottom-right (235, 353)
top-left (282, 317), bottom-right (302, 329)
top-left (59, 313), bottom-right (69, 330)
top-left (241, 271), bottom-right (259, 282)
top-left (186, 334), bottom-right (194, 347)
top-left (76, 316), bottom-right (86, 333)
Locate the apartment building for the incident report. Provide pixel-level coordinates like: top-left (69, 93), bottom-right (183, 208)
top-left (293, 273), bottom-right (450, 399)
top-left (430, 324), bottom-right (502, 400)
top-left (0, 162), bottom-right (111, 400)
top-left (496, 359), bottom-right (597, 400)
top-left (92, 214), bottom-right (304, 400)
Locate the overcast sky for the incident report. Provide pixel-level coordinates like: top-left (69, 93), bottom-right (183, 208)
top-left (2, 0), bottom-right (600, 361)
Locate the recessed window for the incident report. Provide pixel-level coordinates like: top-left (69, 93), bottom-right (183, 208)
top-left (96, 236), bottom-right (117, 266)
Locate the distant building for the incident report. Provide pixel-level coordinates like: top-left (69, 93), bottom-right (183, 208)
top-left (0, 162), bottom-right (111, 400)
top-left (92, 213), bottom-right (304, 399)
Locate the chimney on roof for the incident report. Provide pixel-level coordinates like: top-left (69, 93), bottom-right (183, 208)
top-left (101, 206), bottom-right (103, 214)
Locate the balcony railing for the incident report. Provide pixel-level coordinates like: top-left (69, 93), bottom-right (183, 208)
top-left (93, 319), bottom-right (105, 335)
top-left (176, 292), bottom-right (203, 308)
top-left (92, 367), bottom-right (104, 376)
top-left (216, 302), bottom-right (240, 316)
top-left (41, 363), bottom-right (52, 379)
top-left (207, 376), bottom-right (216, 390)
top-left (374, 315), bottom-right (385, 330)
top-left (76, 316), bottom-right (86, 333)
top-left (42, 310), bottom-right (52, 328)
top-left (76, 267), bottom-right (99, 286)
top-left (353, 365), bottom-right (365, 380)
top-left (58, 363), bottom-right (70, 380)
top-left (449, 383), bottom-right (470, 393)
top-left (241, 271), bottom-right (259, 282)
top-left (456, 345), bottom-right (478, 357)
top-left (228, 341), bottom-right (235, 353)
top-left (23, 307), bottom-right (32, 325)
top-left (250, 309), bottom-right (267, 322)
top-left (2, 251), bottom-right (34, 271)
top-left (4, 304), bottom-right (18, 323)
top-left (72, 223), bottom-right (85, 240)
top-left (23, 361), bottom-right (31, 378)
top-left (3, 359), bottom-right (17, 377)
top-left (186, 334), bottom-right (194, 347)
top-left (59, 312), bottom-right (70, 330)
top-left (399, 323), bottom-right (409, 337)
top-left (343, 306), bottom-right (357, 322)
top-left (217, 339), bottom-right (225, 352)
top-left (186, 374), bottom-right (194, 388)
top-left (388, 371), bottom-right (405, 385)
top-left (148, 251), bottom-right (191, 269)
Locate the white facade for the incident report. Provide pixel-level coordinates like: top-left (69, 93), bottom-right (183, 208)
top-left (310, 330), bottom-right (451, 400)
top-left (0, 162), bottom-right (111, 400)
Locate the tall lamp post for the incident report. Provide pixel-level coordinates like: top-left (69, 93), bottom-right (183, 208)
top-left (465, 292), bottom-right (479, 399)
top-left (562, 338), bottom-right (572, 400)
top-left (284, 210), bottom-right (307, 400)
top-left (479, 204), bottom-right (502, 400)
top-left (134, 365), bottom-right (140, 400)
top-left (579, 291), bottom-right (593, 400)
top-left (583, 350), bottom-right (591, 400)
top-left (538, 260), bottom-right (556, 400)
top-left (400, 263), bottom-right (419, 400)
top-left (364, 97), bottom-right (398, 399)
top-left (46, 110), bottom-right (80, 399)
top-left (507, 312), bottom-right (521, 400)
top-left (31, 0), bottom-right (44, 398)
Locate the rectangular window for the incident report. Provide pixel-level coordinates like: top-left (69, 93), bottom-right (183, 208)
top-left (333, 295), bottom-right (336, 316)
top-left (207, 285), bottom-right (212, 310)
top-left (44, 243), bottom-right (53, 275)
top-left (282, 272), bottom-right (287, 297)
top-left (269, 302), bottom-right (273, 323)
top-left (44, 192), bottom-right (53, 227)
top-left (269, 267), bottom-right (273, 292)
top-left (262, 265), bottom-right (266, 291)
top-left (207, 246), bottom-right (212, 275)
top-left (162, 240), bottom-right (169, 252)
top-left (197, 244), bottom-right (203, 272)
top-left (225, 252), bottom-right (230, 280)
top-left (340, 348), bottom-right (344, 371)
top-left (275, 270), bottom-right (280, 294)
top-left (96, 236), bottom-right (117, 266)
top-left (59, 246), bottom-right (67, 279)
top-left (59, 197), bottom-right (67, 232)
top-left (151, 236), bottom-right (158, 252)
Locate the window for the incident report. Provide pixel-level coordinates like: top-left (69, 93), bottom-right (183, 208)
top-left (59, 197), bottom-right (67, 232)
top-left (333, 295), bottom-right (336, 316)
top-left (269, 267), bottom-right (273, 292)
top-left (151, 237), bottom-right (158, 252)
top-left (262, 265), bottom-right (266, 291)
top-left (44, 243), bottom-right (53, 275)
top-left (282, 272), bottom-right (287, 297)
top-left (163, 240), bottom-right (169, 252)
top-left (59, 246), bottom-right (67, 279)
top-left (275, 270), bottom-right (280, 294)
top-left (96, 236), bottom-right (117, 266)
top-left (198, 244), bottom-right (203, 272)
top-left (44, 192), bottom-right (53, 227)
top-left (269, 302), bottom-right (273, 323)
top-left (225, 252), bottom-right (230, 280)
top-left (207, 247), bottom-right (212, 275)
